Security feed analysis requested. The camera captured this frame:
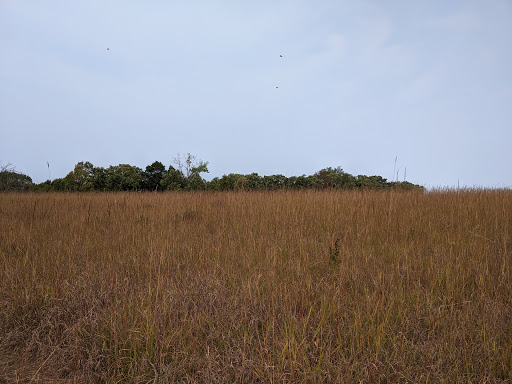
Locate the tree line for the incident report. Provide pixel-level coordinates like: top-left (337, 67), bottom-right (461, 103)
top-left (0, 154), bottom-right (423, 192)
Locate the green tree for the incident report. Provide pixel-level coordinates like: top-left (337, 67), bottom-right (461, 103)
top-left (188, 173), bottom-right (207, 190)
top-left (262, 174), bottom-right (288, 190)
top-left (51, 178), bottom-right (67, 191)
top-left (389, 181), bottom-right (424, 191)
top-left (142, 161), bottom-right (166, 191)
top-left (63, 161), bottom-right (95, 191)
top-left (0, 163), bottom-right (32, 191)
top-left (160, 166), bottom-right (187, 191)
top-left (173, 153), bottom-right (209, 190)
top-left (92, 167), bottom-right (107, 191)
top-left (357, 175), bottom-right (390, 189)
top-left (218, 173), bottom-right (244, 191)
top-left (206, 177), bottom-right (221, 191)
top-left (105, 164), bottom-right (143, 191)
top-left (315, 167), bottom-right (357, 189)
top-left (306, 175), bottom-right (324, 189)
top-left (31, 180), bottom-right (52, 192)
top-left (245, 173), bottom-right (264, 190)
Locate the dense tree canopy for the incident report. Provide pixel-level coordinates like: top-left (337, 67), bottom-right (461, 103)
top-left (6, 154), bottom-right (424, 192)
top-left (141, 161), bottom-right (166, 191)
top-left (0, 165), bottom-right (32, 191)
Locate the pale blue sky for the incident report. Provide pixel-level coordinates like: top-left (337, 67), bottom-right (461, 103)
top-left (1, 1), bottom-right (511, 188)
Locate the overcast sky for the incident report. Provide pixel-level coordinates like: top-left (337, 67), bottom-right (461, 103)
top-left (1, 1), bottom-right (511, 188)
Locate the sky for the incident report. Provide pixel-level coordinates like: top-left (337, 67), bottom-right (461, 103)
top-left (1, 1), bottom-right (511, 188)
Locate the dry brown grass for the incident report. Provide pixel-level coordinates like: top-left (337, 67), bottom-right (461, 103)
top-left (0, 190), bottom-right (511, 383)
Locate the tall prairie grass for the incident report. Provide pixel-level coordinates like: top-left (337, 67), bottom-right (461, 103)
top-left (0, 190), bottom-right (511, 383)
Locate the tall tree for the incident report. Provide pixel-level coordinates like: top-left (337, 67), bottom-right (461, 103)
top-left (105, 164), bottom-right (143, 191)
top-left (315, 167), bottom-right (357, 189)
top-left (64, 161), bottom-right (95, 191)
top-left (172, 153), bottom-right (209, 190)
top-left (142, 161), bottom-right (166, 191)
top-left (160, 166), bottom-right (187, 190)
top-left (0, 163), bottom-right (32, 191)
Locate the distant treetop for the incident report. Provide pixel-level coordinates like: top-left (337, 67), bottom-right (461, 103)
top-left (4, 155), bottom-right (424, 192)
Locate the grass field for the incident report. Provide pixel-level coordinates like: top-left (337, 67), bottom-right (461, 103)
top-left (1, 190), bottom-right (511, 383)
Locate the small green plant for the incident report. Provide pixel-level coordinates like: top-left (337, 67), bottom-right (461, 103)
top-left (329, 238), bottom-right (340, 264)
